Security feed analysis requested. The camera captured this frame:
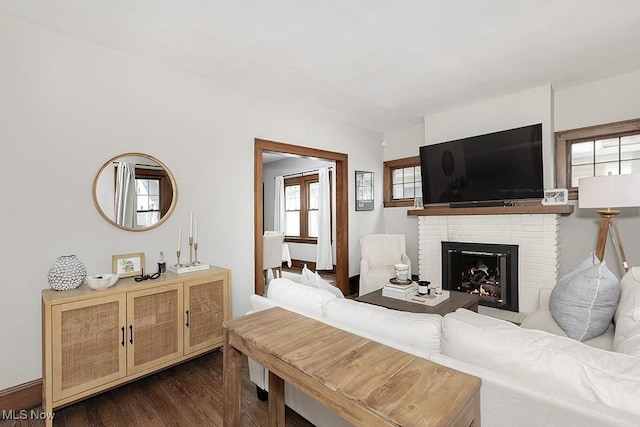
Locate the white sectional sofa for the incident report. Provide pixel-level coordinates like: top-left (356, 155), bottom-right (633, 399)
top-left (248, 269), bottom-right (640, 427)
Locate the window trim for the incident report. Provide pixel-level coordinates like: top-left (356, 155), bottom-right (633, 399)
top-left (383, 156), bottom-right (421, 207)
top-left (283, 173), bottom-right (326, 244)
top-left (555, 118), bottom-right (640, 199)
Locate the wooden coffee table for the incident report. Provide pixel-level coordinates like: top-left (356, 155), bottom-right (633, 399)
top-left (223, 307), bottom-right (481, 426)
top-left (355, 289), bottom-right (479, 315)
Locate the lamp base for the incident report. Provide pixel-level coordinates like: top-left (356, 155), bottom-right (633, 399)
top-left (595, 210), bottom-right (629, 272)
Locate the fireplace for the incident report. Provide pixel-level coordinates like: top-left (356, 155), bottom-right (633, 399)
top-left (442, 242), bottom-right (519, 312)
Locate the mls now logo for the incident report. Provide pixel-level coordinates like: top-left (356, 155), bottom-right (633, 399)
top-left (2, 409), bottom-right (54, 420)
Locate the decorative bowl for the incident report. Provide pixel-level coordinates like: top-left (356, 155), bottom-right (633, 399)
top-left (86, 274), bottom-right (120, 290)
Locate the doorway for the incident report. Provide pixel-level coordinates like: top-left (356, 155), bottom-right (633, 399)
top-left (254, 138), bottom-right (349, 296)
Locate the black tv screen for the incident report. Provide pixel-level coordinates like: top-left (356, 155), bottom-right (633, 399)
top-left (419, 124), bottom-right (543, 205)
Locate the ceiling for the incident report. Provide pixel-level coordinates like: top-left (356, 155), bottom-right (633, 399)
top-left (2, 1), bottom-right (640, 133)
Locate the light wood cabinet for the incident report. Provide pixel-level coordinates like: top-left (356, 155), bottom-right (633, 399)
top-left (42, 266), bottom-right (230, 423)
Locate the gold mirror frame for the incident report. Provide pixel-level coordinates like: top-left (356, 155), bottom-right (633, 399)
top-left (92, 152), bottom-right (178, 232)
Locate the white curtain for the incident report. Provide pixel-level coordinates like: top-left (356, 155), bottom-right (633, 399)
top-left (316, 167), bottom-right (333, 270)
top-left (115, 162), bottom-right (137, 228)
top-left (273, 175), bottom-right (286, 232)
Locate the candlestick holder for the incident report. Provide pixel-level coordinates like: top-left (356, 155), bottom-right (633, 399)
top-left (188, 237), bottom-right (194, 266)
top-left (193, 242), bottom-right (200, 265)
top-left (175, 250), bottom-right (182, 267)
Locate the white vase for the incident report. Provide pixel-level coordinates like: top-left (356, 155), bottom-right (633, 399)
top-left (48, 255), bottom-right (87, 291)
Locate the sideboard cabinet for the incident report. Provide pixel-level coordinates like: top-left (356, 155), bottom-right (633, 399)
top-left (42, 266), bottom-right (230, 421)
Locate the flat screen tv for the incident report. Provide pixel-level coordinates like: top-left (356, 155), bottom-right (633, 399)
top-left (419, 124), bottom-right (543, 206)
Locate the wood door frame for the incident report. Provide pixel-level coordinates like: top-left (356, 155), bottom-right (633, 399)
top-left (255, 138), bottom-right (349, 296)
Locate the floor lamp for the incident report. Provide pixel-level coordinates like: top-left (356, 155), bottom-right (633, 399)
top-left (579, 173), bottom-right (640, 272)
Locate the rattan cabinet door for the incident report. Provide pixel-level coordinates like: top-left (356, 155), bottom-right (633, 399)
top-left (184, 278), bottom-right (225, 354)
top-left (52, 294), bottom-right (127, 401)
top-left (126, 284), bottom-right (183, 375)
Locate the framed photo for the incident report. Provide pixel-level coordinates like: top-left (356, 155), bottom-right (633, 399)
top-left (112, 252), bottom-right (145, 278)
top-left (355, 171), bottom-right (374, 211)
top-left (542, 188), bottom-right (568, 205)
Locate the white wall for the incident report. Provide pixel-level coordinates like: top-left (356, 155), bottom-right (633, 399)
top-left (263, 157), bottom-right (335, 262)
top-left (384, 77), bottom-right (640, 283)
top-left (0, 14), bottom-right (383, 390)
top-left (382, 124), bottom-right (424, 274)
top-left (554, 70), bottom-right (640, 278)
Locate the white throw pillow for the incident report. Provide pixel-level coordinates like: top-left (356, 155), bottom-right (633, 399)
top-left (300, 265), bottom-right (344, 298)
top-left (323, 298), bottom-right (442, 357)
top-left (550, 254), bottom-right (620, 341)
top-left (613, 266), bottom-right (640, 351)
top-left (267, 277), bottom-right (337, 314)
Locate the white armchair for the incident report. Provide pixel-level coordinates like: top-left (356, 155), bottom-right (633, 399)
top-left (359, 234), bottom-right (411, 296)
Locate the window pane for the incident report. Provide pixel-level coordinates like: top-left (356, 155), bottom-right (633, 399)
top-left (147, 180), bottom-right (159, 195)
top-left (392, 169), bottom-right (403, 184)
top-left (571, 141), bottom-right (594, 166)
top-left (285, 185), bottom-right (300, 210)
top-left (308, 182), bottom-right (319, 210)
top-left (414, 166), bottom-right (422, 183)
top-left (595, 162), bottom-right (619, 177)
top-left (285, 212), bottom-right (299, 236)
top-left (571, 164), bottom-right (593, 187)
top-left (308, 211), bottom-right (318, 238)
top-left (149, 195), bottom-right (160, 211)
top-left (621, 159), bottom-right (640, 174)
top-left (403, 183), bottom-right (414, 199)
top-left (621, 135), bottom-right (640, 161)
top-left (136, 195), bottom-right (146, 210)
top-left (594, 138), bottom-right (619, 164)
top-left (403, 167), bottom-right (415, 182)
top-left (393, 183), bottom-right (403, 199)
top-left (413, 182), bottom-right (423, 199)
top-left (137, 212), bottom-right (159, 228)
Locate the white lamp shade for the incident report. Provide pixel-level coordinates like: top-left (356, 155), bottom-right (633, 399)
top-left (578, 174), bottom-right (640, 209)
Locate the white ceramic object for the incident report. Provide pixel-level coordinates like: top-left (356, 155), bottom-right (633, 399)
top-left (86, 274), bottom-right (120, 290)
top-left (394, 263), bottom-right (409, 281)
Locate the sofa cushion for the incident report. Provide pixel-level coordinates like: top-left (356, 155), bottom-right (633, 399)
top-left (549, 254), bottom-right (620, 341)
top-left (616, 324), bottom-right (640, 357)
top-left (442, 308), bottom-right (640, 416)
top-left (613, 267), bottom-right (640, 351)
top-left (323, 298), bottom-right (442, 357)
top-left (266, 278), bottom-right (337, 315)
top-left (521, 310), bottom-right (614, 351)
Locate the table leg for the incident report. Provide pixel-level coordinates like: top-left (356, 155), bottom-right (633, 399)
top-left (268, 371), bottom-right (285, 427)
top-left (223, 330), bottom-right (242, 427)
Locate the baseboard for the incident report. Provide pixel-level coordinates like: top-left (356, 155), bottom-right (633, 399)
top-left (0, 379), bottom-right (42, 412)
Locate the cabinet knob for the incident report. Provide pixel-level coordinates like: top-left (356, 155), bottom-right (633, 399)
top-left (129, 325), bottom-right (134, 344)
top-left (121, 326), bottom-right (125, 347)
top-left (186, 310), bottom-right (190, 327)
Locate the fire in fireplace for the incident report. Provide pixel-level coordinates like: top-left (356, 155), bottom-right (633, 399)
top-left (442, 242), bottom-right (519, 312)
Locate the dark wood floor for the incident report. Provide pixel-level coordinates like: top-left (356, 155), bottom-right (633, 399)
top-left (0, 351), bottom-right (313, 427)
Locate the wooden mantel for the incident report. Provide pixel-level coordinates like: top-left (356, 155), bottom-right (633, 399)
top-left (407, 201), bottom-right (574, 216)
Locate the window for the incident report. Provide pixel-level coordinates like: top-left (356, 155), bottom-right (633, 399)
top-left (383, 156), bottom-right (422, 207)
top-left (133, 167), bottom-right (173, 228)
top-left (555, 118), bottom-right (640, 199)
top-left (136, 177), bottom-right (160, 227)
top-left (284, 174), bottom-right (322, 242)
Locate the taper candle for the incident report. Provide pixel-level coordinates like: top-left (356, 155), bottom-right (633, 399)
top-left (177, 226), bottom-right (182, 251)
top-left (194, 217), bottom-right (198, 245)
top-left (189, 211), bottom-right (193, 238)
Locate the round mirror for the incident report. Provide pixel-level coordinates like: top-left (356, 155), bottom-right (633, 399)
top-left (92, 152), bottom-right (178, 232)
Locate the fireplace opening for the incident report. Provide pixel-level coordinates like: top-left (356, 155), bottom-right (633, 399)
top-left (442, 242), bottom-right (519, 312)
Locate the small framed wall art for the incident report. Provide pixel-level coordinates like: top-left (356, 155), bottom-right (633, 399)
top-left (355, 170), bottom-right (374, 211)
top-left (112, 252), bottom-right (145, 278)
top-left (542, 188), bottom-right (568, 205)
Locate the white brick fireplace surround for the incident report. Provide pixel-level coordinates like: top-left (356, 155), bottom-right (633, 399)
top-left (418, 214), bottom-right (561, 313)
